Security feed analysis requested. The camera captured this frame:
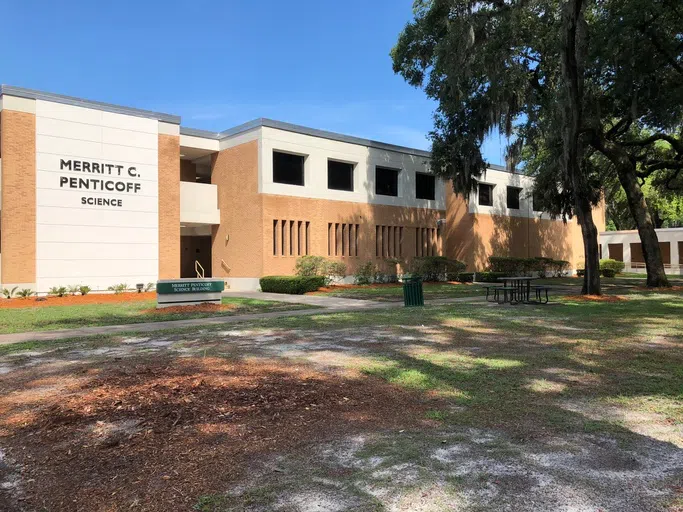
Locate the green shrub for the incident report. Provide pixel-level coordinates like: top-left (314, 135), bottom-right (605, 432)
top-left (67, 285), bottom-right (80, 296)
top-left (549, 259), bottom-right (570, 277)
top-left (79, 285), bottom-right (92, 296)
top-left (2, 286), bottom-right (18, 299)
top-left (577, 269), bottom-right (586, 277)
top-left (456, 272), bottom-right (474, 283)
top-left (49, 286), bottom-right (68, 297)
top-left (145, 282), bottom-right (155, 292)
top-left (602, 268), bottom-right (617, 278)
top-left (600, 259), bottom-right (625, 275)
top-left (326, 261), bottom-right (347, 284)
top-left (375, 258), bottom-right (402, 284)
top-left (354, 261), bottom-right (376, 285)
top-left (294, 256), bottom-right (328, 277)
top-left (532, 257), bottom-right (554, 278)
top-left (17, 289), bottom-right (34, 299)
top-left (411, 256), bottom-right (466, 282)
top-left (260, 276), bottom-right (325, 294)
top-left (108, 283), bottom-right (128, 294)
top-left (474, 271), bottom-right (509, 283)
top-left (488, 256), bottom-right (530, 274)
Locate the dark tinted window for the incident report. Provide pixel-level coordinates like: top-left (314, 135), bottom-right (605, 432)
top-left (478, 183), bottom-right (494, 206)
top-left (375, 167), bottom-right (399, 196)
top-left (415, 173), bottom-right (436, 200)
top-left (532, 189), bottom-right (543, 211)
top-left (327, 160), bottom-right (354, 191)
top-left (507, 186), bottom-right (521, 209)
top-left (273, 151), bottom-right (305, 186)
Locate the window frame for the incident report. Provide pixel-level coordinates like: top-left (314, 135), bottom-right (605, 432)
top-left (506, 186), bottom-right (522, 210)
top-left (375, 166), bottom-right (400, 197)
top-left (415, 172), bottom-right (436, 200)
top-left (477, 183), bottom-right (495, 207)
top-left (272, 150), bottom-right (306, 187)
top-left (327, 159), bottom-right (355, 192)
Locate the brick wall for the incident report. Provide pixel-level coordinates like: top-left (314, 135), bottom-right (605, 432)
top-left (158, 134), bottom-right (180, 279)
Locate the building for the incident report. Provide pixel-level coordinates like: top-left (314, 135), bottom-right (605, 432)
top-left (600, 228), bottom-right (683, 275)
top-left (0, 85), bottom-right (596, 292)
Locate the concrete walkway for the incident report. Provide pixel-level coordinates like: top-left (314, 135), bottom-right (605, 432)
top-left (0, 294), bottom-right (485, 346)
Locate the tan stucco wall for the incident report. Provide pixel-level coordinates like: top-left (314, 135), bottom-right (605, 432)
top-left (211, 140), bottom-right (264, 279)
top-left (445, 189), bottom-right (595, 270)
top-left (0, 109), bottom-right (36, 286)
top-left (158, 134), bottom-right (181, 279)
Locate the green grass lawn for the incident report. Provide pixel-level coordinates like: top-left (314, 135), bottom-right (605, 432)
top-left (315, 282), bottom-right (486, 301)
top-left (0, 297), bottom-right (313, 335)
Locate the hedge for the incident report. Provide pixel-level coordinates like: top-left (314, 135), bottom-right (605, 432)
top-left (259, 276), bottom-right (325, 294)
top-left (488, 256), bottom-right (569, 277)
top-left (410, 256), bottom-right (466, 282)
top-left (474, 271), bottom-right (509, 283)
top-left (456, 272), bottom-right (474, 283)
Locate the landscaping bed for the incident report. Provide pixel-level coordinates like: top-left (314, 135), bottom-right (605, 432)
top-left (0, 291), bottom-right (157, 309)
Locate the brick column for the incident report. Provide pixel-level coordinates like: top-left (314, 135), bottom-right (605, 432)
top-left (158, 131), bottom-right (181, 279)
top-left (0, 108), bottom-right (37, 289)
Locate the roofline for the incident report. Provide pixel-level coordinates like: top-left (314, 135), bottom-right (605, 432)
top-left (0, 85), bottom-right (181, 124)
top-left (600, 227), bottom-right (683, 235)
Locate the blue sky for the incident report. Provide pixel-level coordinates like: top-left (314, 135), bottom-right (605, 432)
top-left (1, 0), bottom-right (506, 164)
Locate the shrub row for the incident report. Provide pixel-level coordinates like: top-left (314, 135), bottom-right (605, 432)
top-left (488, 256), bottom-right (569, 277)
top-left (472, 271), bottom-right (510, 283)
top-left (410, 256), bottom-right (466, 282)
top-left (294, 256), bottom-right (346, 285)
top-left (260, 276), bottom-right (326, 295)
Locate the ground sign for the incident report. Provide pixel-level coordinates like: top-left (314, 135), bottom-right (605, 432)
top-left (156, 278), bottom-right (225, 308)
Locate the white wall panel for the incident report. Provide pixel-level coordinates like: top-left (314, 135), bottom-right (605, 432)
top-left (35, 100), bottom-right (160, 291)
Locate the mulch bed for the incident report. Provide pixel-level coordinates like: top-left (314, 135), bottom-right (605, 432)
top-left (562, 295), bottom-right (627, 302)
top-left (141, 303), bottom-right (236, 315)
top-left (0, 357), bottom-right (434, 511)
top-left (0, 291), bottom-right (157, 309)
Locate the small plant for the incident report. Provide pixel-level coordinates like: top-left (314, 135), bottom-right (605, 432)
top-left (2, 286), bottom-right (18, 299)
top-left (294, 256), bottom-right (328, 277)
top-left (17, 289), bottom-right (35, 299)
top-left (79, 285), bottom-right (92, 296)
top-left (145, 282), bottom-right (155, 292)
top-left (67, 285), bottom-right (80, 296)
top-left (48, 286), bottom-right (68, 297)
top-left (325, 261), bottom-right (347, 285)
top-left (600, 258), bottom-right (625, 275)
top-left (354, 261), bottom-right (376, 285)
top-left (107, 283), bottom-right (128, 294)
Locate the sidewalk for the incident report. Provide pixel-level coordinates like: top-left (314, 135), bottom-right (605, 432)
top-left (0, 294), bottom-right (485, 346)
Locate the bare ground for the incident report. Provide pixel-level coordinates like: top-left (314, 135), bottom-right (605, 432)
top-left (0, 317), bottom-right (680, 511)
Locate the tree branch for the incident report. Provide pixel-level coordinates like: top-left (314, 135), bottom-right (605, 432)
top-left (623, 133), bottom-right (683, 153)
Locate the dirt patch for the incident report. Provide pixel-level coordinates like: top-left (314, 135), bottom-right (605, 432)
top-left (0, 291), bottom-right (156, 309)
top-left (0, 357), bottom-right (434, 511)
top-left (141, 303), bottom-right (236, 315)
top-left (562, 294), bottom-right (627, 302)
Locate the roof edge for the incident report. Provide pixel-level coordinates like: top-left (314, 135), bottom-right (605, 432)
top-left (0, 85), bottom-right (181, 124)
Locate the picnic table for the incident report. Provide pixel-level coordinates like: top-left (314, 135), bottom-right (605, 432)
top-left (497, 276), bottom-right (538, 304)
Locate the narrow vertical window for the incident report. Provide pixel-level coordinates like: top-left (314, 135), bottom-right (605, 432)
top-left (297, 221), bottom-right (303, 256)
top-left (355, 224), bottom-right (359, 256)
top-left (335, 223), bottom-right (340, 256)
top-left (305, 222), bottom-right (310, 255)
top-left (328, 223), bottom-right (332, 256)
top-left (399, 227), bottom-right (403, 257)
top-left (289, 220), bottom-right (295, 256)
top-left (281, 220), bottom-right (286, 256)
top-left (273, 220), bottom-right (278, 256)
top-left (376, 225), bottom-right (381, 257)
top-left (342, 224), bottom-right (347, 256)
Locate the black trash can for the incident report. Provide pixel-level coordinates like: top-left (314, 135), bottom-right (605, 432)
top-left (402, 275), bottom-right (424, 307)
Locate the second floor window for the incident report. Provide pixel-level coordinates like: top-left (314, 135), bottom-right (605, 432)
top-left (478, 183), bottom-right (494, 206)
top-left (328, 160), bottom-right (354, 191)
top-left (273, 151), bottom-right (305, 186)
top-left (376, 166), bottom-right (399, 196)
top-left (416, 172), bottom-right (436, 200)
top-left (507, 186), bottom-right (521, 209)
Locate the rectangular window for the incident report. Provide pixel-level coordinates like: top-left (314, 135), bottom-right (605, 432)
top-left (273, 151), bottom-right (305, 186)
top-left (416, 173), bottom-right (436, 200)
top-left (289, 220), bottom-right (295, 256)
top-left (376, 166), bottom-right (399, 197)
top-left (507, 186), bottom-right (521, 210)
top-left (478, 183), bottom-right (494, 207)
top-left (342, 224), bottom-right (347, 256)
top-left (328, 223), bottom-right (333, 256)
top-left (532, 189), bottom-right (543, 212)
top-left (281, 220), bottom-right (286, 256)
top-left (305, 222), bottom-right (310, 255)
top-left (327, 160), bottom-right (354, 191)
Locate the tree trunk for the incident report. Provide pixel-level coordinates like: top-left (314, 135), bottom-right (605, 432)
top-left (562, 0), bottom-right (601, 294)
top-left (575, 195), bottom-right (601, 294)
top-left (616, 164), bottom-right (670, 287)
top-left (589, 136), bottom-right (670, 287)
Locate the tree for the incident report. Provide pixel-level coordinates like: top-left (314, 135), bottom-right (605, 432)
top-left (606, 175), bottom-right (683, 230)
top-left (392, 0), bottom-right (682, 289)
top-left (392, 0), bottom-right (604, 294)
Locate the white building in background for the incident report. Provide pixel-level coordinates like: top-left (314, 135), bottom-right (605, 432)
top-left (600, 227), bottom-right (683, 275)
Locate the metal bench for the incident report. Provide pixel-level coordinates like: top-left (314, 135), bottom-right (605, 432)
top-left (530, 285), bottom-right (552, 304)
top-left (480, 284), bottom-right (515, 304)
